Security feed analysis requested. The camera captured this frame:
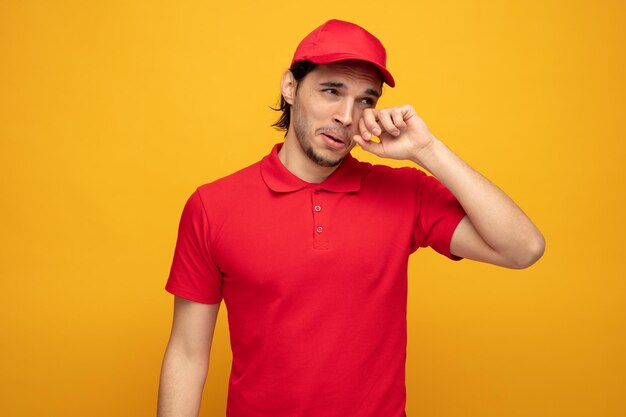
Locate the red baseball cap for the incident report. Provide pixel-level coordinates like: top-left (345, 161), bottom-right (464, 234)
top-left (291, 19), bottom-right (395, 87)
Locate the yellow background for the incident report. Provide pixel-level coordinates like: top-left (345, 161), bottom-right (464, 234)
top-left (1, 1), bottom-right (624, 416)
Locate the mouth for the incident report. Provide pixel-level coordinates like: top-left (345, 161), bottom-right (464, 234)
top-left (320, 130), bottom-right (347, 148)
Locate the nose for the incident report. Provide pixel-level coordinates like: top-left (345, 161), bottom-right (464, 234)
top-left (333, 99), bottom-right (354, 127)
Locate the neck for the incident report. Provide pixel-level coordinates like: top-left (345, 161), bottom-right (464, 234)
top-left (278, 132), bottom-right (341, 184)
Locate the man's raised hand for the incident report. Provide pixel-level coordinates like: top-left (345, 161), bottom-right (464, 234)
top-left (353, 104), bottom-right (436, 164)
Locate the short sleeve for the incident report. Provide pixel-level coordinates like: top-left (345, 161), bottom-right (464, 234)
top-left (411, 170), bottom-right (467, 260)
top-left (165, 189), bottom-right (223, 304)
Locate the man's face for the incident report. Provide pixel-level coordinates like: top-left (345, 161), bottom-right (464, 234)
top-left (290, 61), bottom-right (382, 167)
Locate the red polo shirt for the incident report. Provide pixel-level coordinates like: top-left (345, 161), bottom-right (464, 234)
top-left (166, 143), bottom-right (466, 417)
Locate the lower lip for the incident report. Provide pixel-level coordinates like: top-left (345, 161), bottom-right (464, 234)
top-left (321, 133), bottom-right (346, 150)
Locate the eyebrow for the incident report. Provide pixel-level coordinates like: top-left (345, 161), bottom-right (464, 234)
top-left (319, 81), bottom-right (381, 98)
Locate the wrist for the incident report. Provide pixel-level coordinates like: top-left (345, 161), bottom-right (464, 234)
top-left (409, 135), bottom-right (444, 171)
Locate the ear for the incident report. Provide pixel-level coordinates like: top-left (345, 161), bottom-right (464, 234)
top-left (280, 70), bottom-right (297, 105)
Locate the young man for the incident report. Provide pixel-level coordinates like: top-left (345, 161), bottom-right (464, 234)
top-left (158, 19), bottom-right (545, 417)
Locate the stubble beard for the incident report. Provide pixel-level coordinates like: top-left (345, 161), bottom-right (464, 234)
top-left (292, 100), bottom-right (345, 168)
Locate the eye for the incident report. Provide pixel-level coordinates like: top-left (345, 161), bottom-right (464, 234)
top-left (360, 97), bottom-right (375, 106)
top-left (322, 88), bottom-right (338, 95)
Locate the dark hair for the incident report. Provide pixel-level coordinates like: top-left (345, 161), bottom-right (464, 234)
top-left (271, 60), bottom-right (318, 133)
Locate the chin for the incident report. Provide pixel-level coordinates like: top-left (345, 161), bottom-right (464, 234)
top-left (305, 147), bottom-right (345, 168)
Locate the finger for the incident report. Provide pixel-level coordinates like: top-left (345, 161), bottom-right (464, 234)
top-left (362, 108), bottom-right (381, 136)
top-left (399, 104), bottom-right (418, 125)
top-left (353, 133), bottom-right (384, 156)
top-left (376, 110), bottom-right (401, 136)
top-left (358, 117), bottom-right (372, 141)
top-left (390, 109), bottom-right (407, 131)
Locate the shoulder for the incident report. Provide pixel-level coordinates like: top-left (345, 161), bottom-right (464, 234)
top-left (355, 158), bottom-right (424, 188)
top-left (196, 159), bottom-right (263, 198)
top-left (350, 158), bottom-right (449, 205)
top-left (173, 159), bottom-right (265, 223)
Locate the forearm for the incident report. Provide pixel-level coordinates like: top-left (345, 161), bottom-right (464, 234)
top-left (354, 105), bottom-right (544, 267)
top-left (412, 137), bottom-right (545, 266)
top-left (157, 344), bottom-right (209, 417)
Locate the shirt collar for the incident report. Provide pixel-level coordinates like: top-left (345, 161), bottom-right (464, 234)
top-left (260, 143), bottom-right (366, 193)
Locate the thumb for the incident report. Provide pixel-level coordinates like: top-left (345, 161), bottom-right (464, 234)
top-left (353, 134), bottom-right (384, 157)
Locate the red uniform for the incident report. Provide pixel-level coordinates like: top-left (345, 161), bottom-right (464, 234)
top-left (166, 143), bottom-right (466, 417)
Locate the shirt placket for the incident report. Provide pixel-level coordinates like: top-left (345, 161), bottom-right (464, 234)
top-left (311, 187), bottom-right (329, 250)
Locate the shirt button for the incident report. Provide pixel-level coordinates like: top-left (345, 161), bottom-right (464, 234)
top-left (314, 205), bottom-right (321, 212)
top-left (316, 226), bottom-right (324, 233)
